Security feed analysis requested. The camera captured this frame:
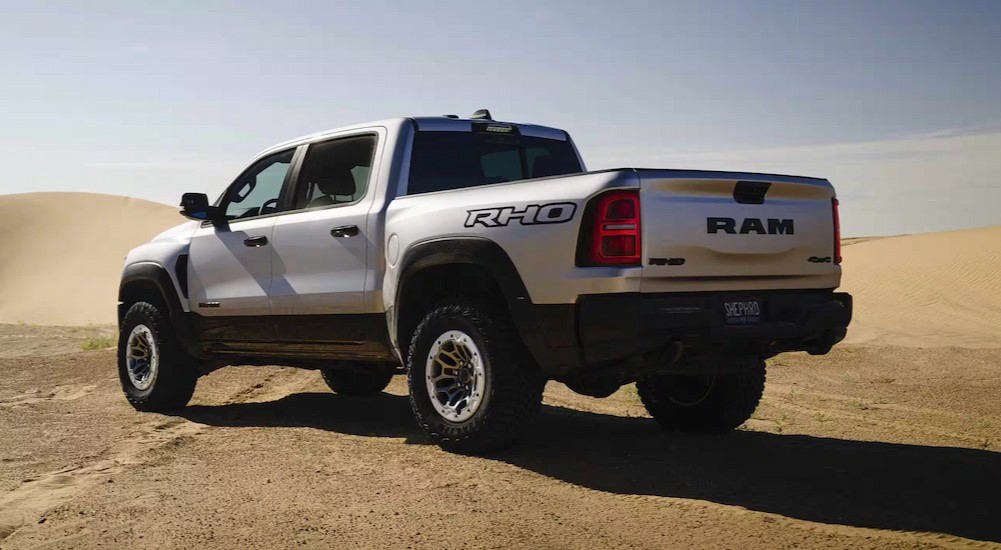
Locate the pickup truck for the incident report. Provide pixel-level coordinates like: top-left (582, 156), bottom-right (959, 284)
top-left (117, 110), bottom-right (852, 453)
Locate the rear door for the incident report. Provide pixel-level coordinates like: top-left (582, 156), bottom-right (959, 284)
top-left (187, 148), bottom-right (299, 341)
top-left (268, 132), bottom-right (379, 342)
top-left (637, 170), bottom-right (840, 293)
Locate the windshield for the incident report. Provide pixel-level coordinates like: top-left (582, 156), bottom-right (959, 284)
top-left (408, 130), bottom-right (582, 195)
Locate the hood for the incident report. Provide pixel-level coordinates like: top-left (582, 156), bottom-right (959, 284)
top-left (151, 220), bottom-right (200, 243)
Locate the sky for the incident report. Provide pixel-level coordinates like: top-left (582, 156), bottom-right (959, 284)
top-left (1, 0), bottom-right (999, 237)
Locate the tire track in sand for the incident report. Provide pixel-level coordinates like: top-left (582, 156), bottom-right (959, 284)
top-left (0, 418), bottom-right (205, 541)
top-left (0, 385), bottom-right (97, 407)
top-left (0, 367), bottom-right (316, 540)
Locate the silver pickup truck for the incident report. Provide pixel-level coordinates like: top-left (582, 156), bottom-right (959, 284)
top-left (117, 109), bottom-right (852, 453)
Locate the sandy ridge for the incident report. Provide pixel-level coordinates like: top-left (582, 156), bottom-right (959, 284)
top-left (1, 192), bottom-right (999, 347)
top-left (839, 225), bottom-right (1001, 347)
top-left (0, 193), bottom-right (181, 326)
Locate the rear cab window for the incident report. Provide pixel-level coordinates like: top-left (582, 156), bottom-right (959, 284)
top-left (407, 124), bottom-right (582, 195)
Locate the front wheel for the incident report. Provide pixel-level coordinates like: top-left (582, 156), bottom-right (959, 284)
top-left (637, 358), bottom-right (765, 434)
top-left (117, 301), bottom-right (198, 412)
top-left (407, 302), bottom-right (544, 454)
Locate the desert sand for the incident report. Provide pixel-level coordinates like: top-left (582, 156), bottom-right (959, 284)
top-left (0, 193), bottom-right (181, 326)
top-left (841, 225), bottom-right (1001, 347)
top-left (0, 192), bottom-right (999, 548)
top-left (1, 191), bottom-right (999, 346)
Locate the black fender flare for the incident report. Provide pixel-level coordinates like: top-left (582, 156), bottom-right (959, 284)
top-left (118, 262), bottom-right (201, 358)
top-left (393, 237), bottom-right (578, 372)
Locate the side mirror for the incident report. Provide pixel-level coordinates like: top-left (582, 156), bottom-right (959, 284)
top-left (180, 193), bottom-right (223, 224)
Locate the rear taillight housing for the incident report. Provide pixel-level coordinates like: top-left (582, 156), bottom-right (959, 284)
top-left (832, 197), bottom-right (842, 264)
top-left (577, 189), bottom-right (642, 266)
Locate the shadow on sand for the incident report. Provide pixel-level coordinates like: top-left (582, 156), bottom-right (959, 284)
top-left (179, 392), bottom-right (1001, 542)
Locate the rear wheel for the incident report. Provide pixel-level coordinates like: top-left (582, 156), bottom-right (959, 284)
top-left (637, 358), bottom-right (765, 434)
top-left (117, 301), bottom-right (198, 411)
top-left (407, 302), bottom-right (544, 454)
top-left (320, 363), bottom-right (394, 396)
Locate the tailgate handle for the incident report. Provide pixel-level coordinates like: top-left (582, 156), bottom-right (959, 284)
top-left (733, 181), bottom-right (771, 204)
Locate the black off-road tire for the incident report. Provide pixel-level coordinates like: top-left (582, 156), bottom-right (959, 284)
top-left (637, 358), bottom-right (766, 434)
top-left (117, 301), bottom-right (198, 412)
top-left (407, 302), bottom-right (545, 454)
top-left (321, 363), bottom-right (394, 396)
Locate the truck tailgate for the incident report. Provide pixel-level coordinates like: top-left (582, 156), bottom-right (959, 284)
top-left (637, 169), bottom-right (841, 292)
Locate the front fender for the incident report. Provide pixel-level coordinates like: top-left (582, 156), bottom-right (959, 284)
top-left (119, 262), bottom-right (201, 358)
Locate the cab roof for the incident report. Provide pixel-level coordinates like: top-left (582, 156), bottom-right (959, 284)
top-left (255, 115), bottom-right (569, 160)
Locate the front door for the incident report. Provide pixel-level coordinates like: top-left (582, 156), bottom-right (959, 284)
top-left (187, 148), bottom-right (297, 341)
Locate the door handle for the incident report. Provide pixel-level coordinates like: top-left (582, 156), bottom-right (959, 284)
top-left (243, 235), bottom-right (269, 247)
top-left (330, 225), bottom-right (359, 238)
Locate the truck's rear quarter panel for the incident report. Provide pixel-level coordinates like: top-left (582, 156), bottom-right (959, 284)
top-left (384, 170), bottom-right (643, 307)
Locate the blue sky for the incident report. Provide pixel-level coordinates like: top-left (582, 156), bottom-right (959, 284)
top-left (1, 0), bottom-right (999, 236)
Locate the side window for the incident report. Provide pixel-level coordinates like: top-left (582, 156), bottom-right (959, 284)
top-left (294, 135), bottom-right (377, 210)
top-left (222, 149), bottom-right (294, 221)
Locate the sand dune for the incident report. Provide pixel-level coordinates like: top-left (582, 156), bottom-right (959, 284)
top-left (0, 193), bottom-right (181, 325)
top-left (1, 192), bottom-right (998, 347)
top-left (841, 225), bottom-right (1001, 347)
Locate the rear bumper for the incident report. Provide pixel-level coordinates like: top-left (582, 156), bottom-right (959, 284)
top-left (524, 286), bottom-right (852, 372)
top-left (575, 290), bottom-right (852, 365)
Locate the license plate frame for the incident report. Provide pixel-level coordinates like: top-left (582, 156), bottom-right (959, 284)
top-left (722, 298), bottom-right (765, 325)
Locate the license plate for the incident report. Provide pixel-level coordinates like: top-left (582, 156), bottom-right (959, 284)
top-left (723, 299), bottom-right (763, 325)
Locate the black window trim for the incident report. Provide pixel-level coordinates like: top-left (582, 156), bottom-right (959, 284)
top-left (285, 131), bottom-right (381, 214)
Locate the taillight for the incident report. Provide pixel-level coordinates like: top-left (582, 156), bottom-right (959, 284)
top-left (832, 197), bottom-right (842, 264)
top-left (577, 189), bottom-right (642, 266)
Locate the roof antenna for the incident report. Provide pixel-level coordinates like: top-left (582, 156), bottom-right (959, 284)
top-left (470, 109), bottom-right (492, 120)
